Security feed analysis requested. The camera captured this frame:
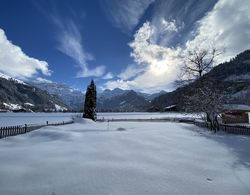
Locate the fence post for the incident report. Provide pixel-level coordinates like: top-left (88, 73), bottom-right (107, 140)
top-left (0, 127), bottom-right (2, 139)
top-left (25, 124), bottom-right (27, 133)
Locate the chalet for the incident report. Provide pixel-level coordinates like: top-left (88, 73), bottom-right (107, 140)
top-left (221, 104), bottom-right (250, 124)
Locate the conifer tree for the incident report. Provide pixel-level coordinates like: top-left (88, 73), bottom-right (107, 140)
top-left (83, 80), bottom-right (97, 121)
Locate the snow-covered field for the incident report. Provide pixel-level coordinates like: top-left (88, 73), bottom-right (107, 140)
top-left (98, 112), bottom-right (200, 120)
top-left (0, 119), bottom-right (249, 195)
top-left (0, 113), bottom-right (75, 126)
top-left (0, 112), bottom-right (200, 127)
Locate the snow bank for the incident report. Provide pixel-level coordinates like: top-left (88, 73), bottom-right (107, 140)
top-left (0, 121), bottom-right (249, 195)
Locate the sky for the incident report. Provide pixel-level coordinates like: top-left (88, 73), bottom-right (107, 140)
top-left (0, 0), bottom-right (249, 93)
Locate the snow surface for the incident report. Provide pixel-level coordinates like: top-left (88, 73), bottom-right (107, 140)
top-left (0, 119), bottom-right (249, 195)
top-left (24, 102), bottom-right (34, 107)
top-left (0, 113), bottom-right (75, 126)
top-left (54, 104), bottom-right (68, 112)
top-left (97, 112), bottom-right (200, 120)
top-left (0, 112), bottom-right (200, 127)
top-left (3, 102), bottom-right (22, 110)
top-left (0, 72), bottom-right (28, 85)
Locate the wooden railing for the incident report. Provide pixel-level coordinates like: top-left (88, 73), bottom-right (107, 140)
top-left (0, 120), bottom-right (74, 139)
top-left (194, 121), bottom-right (250, 135)
top-left (97, 117), bottom-right (250, 136)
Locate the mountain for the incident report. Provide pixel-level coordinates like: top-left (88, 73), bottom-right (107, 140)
top-left (145, 90), bottom-right (167, 101)
top-left (98, 88), bottom-right (129, 101)
top-left (151, 50), bottom-right (250, 111)
top-left (32, 81), bottom-right (84, 111)
top-left (97, 90), bottom-right (150, 112)
top-left (0, 73), bottom-right (68, 112)
top-left (32, 82), bottom-right (166, 112)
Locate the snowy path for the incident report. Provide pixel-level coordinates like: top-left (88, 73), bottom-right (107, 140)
top-left (0, 120), bottom-right (250, 195)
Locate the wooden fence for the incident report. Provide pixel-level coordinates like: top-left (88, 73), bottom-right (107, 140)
top-left (194, 121), bottom-right (250, 135)
top-left (0, 120), bottom-right (74, 139)
top-left (97, 117), bottom-right (195, 123)
top-left (98, 118), bottom-right (250, 136)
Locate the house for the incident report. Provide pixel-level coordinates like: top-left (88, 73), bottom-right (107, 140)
top-left (221, 104), bottom-right (250, 124)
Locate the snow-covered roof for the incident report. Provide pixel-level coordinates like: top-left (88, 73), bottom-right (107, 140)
top-left (164, 105), bottom-right (176, 109)
top-left (224, 104), bottom-right (250, 111)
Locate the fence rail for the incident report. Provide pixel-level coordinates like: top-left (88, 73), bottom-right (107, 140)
top-left (0, 120), bottom-right (74, 139)
top-left (97, 117), bottom-right (195, 123)
top-left (194, 121), bottom-right (250, 135)
top-left (98, 118), bottom-right (250, 136)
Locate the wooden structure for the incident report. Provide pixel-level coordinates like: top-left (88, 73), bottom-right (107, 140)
top-left (0, 120), bottom-right (74, 139)
top-left (221, 104), bottom-right (250, 124)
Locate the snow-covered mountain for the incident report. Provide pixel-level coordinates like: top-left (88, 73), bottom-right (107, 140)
top-left (32, 82), bottom-right (166, 111)
top-left (97, 90), bottom-right (150, 112)
top-left (0, 73), bottom-right (68, 112)
top-left (0, 72), bottom-right (28, 85)
top-left (31, 81), bottom-right (85, 111)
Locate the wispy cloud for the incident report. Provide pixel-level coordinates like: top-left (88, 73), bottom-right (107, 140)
top-left (100, 0), bottom-right (155, 33)
top-left (35, 77), bottom-right (53, 84)
top-left (102, 72), bottom-right (114, 80)
top-left (52, 15), bottom-right (106, 77)
top-left (0, 28), bottom-right (51, 80)
top-left (105, 22), bottom-right (181, 93)
top-left (118, 64), bottom-right (144, 80)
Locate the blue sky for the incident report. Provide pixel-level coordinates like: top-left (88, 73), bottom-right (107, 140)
top-left (0, 0), bottom-right (250, 93)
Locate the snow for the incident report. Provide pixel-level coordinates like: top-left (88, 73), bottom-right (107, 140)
top-left (119, 101), bottom-right (126, 105)
top-left (97, 112), bottom-right (201, 120)
top-left (0, 112), bottom-right (200, 127)
top-left (0, 119), bottom-right (249, 195)
top-left (0, 113), bottom-right (75, 126)
top-left (24, 102), bottom-right (34, 107)
top-left (224, 104), bottom-right (250, 111)
top-left (54, 104), bottom-right (68, 112)
top-left (0, 72), bottom-right (28, 85)
top-left (3, 102), bottom-right (22, 110)
top-left (164, 105), bottom-right (176, 110)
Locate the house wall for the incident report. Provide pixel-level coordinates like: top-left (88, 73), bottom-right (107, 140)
top-left (222, 112), bottom-right (249, 124)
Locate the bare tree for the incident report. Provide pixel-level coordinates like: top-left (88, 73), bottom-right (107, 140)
top-left (176, 47), bottom-right (222, 86)
top-left (184, 80), bottom-right (226, 132)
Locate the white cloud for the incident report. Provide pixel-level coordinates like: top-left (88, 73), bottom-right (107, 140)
top-left (101, 0), bottom-right (155, 33)
top-left (161, 18), bottom-right (179, 33)
top-left (53, 17), bottom-right (106, 77)
top-left (118, 64), bottom-right (144, 80)
top-left (185, 0), bottom-right (250, 63)
top-left (0, 28), bottom-right (51, 80)
top-left (105, 0), bottom-right (250, 93)
top-left (102, 72), bottom-right (114, 80)
top-left (35, 77), bottom-right (53, 84)
top-left (105, 22), bottom-right (181, 93)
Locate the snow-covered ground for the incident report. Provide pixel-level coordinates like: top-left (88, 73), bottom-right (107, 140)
top-left (98, 112), bottom-right (200, 120)
top-left (0, 113), bottom-right (75, 126)
top-left (0, 119), bottom-right (249, 195)
top-left (0, 112), bottom-right (200, 127)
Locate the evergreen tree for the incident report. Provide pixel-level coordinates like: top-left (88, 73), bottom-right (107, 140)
top-left (83, 80), bottom-right (97, 121)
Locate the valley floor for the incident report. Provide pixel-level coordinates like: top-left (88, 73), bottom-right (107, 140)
top-left (0, 120), bottom-right (250, 195)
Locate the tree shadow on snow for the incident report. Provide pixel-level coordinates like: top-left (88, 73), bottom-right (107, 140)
top-left (184, 124), bottom-right (250, 169)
